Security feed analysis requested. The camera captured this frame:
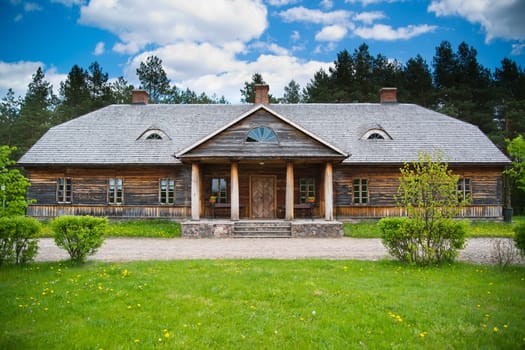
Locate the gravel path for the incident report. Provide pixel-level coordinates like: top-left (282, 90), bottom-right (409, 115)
top-left (35, 237), bottom-right (524, 265)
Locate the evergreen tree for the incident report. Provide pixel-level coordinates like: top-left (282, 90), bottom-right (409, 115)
top-left (0, 89), bottom-right (21, 146)
top-left (57, 64), bottom-right (91, 123)
top-left (87, 62), bottom-right (112, 109)
top-left (13, 67), bottom-right (57, 158)
top-left (282, 80), bottom-right (301, 103)
top-left (111, 76), bottom-right (134, 104)
top-left (136, 56), bottom-right (171, 103)
top-left (303, 68), bottom-right (332, 103)
top-left (240, 73), bottom-right (265, 103)
top-left (400, 55), bottom-right (433, 106)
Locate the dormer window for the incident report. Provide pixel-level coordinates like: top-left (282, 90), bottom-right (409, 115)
top-left (137, 128), bottom-right (170, 141)
top-left (146, 133), bottom-right (163, 140)
top-left (361, 129), bottom-right (391, 140)
top-left (246, 127), bottom-right (278, 143)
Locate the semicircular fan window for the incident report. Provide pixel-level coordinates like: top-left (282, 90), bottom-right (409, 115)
top-left (246, 127), bottom-right (278, 143)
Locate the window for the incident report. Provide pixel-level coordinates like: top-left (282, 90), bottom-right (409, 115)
top-left (57, 178), bottom-right (72, 203)
top-left (108, 178), bottom-right (123, 204)
top-left (211, 178), bottom-right (227, 203)
top-left (361, 129), bottom-right (391, 140)
top-left (299, 178), bottom-right (315, 203)
top-left (146, 133), bottom-right (162, 140)
top-left (353, 179), bottom-right (368, 204)
top-left (160, 178), bottom-right (175, 204)
top-left (457, 178), bottom-right (471, 201)
top-left (246, 127), bottom-right (278, 143)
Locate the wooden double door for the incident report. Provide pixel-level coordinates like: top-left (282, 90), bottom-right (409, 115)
top-left (250, 175), bottom-right (276, 219)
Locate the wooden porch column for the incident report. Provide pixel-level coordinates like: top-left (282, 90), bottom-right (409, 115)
top-left (191, 162), bottom-right (201, 220)
top-left (324, 162), bottom-right (334, 221)
top-left (285, 161), bottom-right (294, 220)
top-left (231, 162), bottom-right (239, 220)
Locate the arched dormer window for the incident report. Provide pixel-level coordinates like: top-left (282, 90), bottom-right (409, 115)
top-left (361, 129), bottom-right (391, 140)
top-left (137, 128), bottom-right (170, 141)
top-left (246, 127), bottom-right (278, 143)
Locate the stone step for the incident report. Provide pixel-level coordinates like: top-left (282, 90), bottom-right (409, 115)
top-left (233, 222), bottom-right (292, 238)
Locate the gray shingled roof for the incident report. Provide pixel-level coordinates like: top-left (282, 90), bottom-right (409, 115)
top-left (18, 103), bottom-right (510, 166)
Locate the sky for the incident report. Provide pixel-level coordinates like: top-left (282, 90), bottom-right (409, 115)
top-left (1, 0), bottom-right (525, 103)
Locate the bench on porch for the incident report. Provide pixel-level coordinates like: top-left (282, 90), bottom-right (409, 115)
top-left (207, 203), bottom-right (245, 219)
top-left (294, 203), bottom-right (316, 219)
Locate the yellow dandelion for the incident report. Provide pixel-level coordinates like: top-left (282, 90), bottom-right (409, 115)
top-left (503, 324), bottom-right (508, 328)
top-left (127, 305), bottom-right (132, 310)
top-left (133, 339), bottom-right (140, 343)
top-left (476, 304), bottom-right (480, 308)
top-left (493, 327), bottom-right (499, 332)
top-left (136, 304), bottom-right (141, 308)
top-left (164, 331), bottom-right (170, 339)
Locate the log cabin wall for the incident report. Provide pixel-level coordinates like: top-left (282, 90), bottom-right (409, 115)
top-left (334, 164), bottom-right (504, 219)
top-left (25, 165), bottom-right (191, 218)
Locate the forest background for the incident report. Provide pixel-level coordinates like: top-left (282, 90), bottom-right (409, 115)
top-left (1, 41), bottom-right (524, 210)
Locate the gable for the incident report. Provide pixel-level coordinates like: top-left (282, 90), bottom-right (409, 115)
top-left (177, 108), bottom-right (347, 161)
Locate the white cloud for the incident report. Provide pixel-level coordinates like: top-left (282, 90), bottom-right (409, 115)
top-left (0, 61), bottom-right (66, 98)
top-left (428, 0), bottom-right (525, 42)
top-left (315, 25), bottom-right (347, 42)
top-left (320, 0), bottom-right (334, 10)
top-left (24, 2), bottom-right (42, 11)
top-left (93, 42), bottom-right (105, 56)
top-left (354, 24), bottom-right (437, 40)
top-left (354, 11), bottom-right (386, 24)
top-left (267, 0), bottom-right (299, 6)
top-left (14, 14), bottom-right (23, 22)
top-left (511, 43), bottom-right (525, 56)
top-left (278, 6), bottom-right (352, 25)
top-left (51, 0), bottom-right (87, 6)
top-left (124, 43), bottom-right (332, 103)
top-left (345, 0), bottom-right (402, 6)
top-left (250, 42), bottom-right (290, 56)
top-left (79, 0), bottom-right (268, 54)
top-left (291, 30), bottom-right (300, 41)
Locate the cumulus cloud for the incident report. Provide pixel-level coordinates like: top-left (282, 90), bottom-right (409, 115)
top-left (345, 0), bottom-right (401, 5)
top-left (0, 61), bottom-right (66, 98)
top-left (79, 0), bottom-right (268, 54)
top-left (315, 25), bottom-right (347, 42)
top-left (354, 11), bottom-right (386, 24)
top-left (511, 43), bottom-right (525, 56)
top-left (278, 6), bottom-right (351, 25)
top-left (93, 42), bottom-right (105, 56)
top-left (124, 43), bottom-right (331, 103)
top-left (428, 0), bottom-right (525, 42)
top-left (354, 24), bottom-right (437, 41)
top-left (267, 0), bottom-right (300, 6)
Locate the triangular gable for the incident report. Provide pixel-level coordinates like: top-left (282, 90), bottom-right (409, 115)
top-left (176, 105), bottom-right (349, 159)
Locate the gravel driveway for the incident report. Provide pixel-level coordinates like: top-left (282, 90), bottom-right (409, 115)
top-left (35, 237), bottom-right (524, 265)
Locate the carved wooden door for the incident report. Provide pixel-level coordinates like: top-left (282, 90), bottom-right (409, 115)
top-left (251, 176), bottom-right (275, 218)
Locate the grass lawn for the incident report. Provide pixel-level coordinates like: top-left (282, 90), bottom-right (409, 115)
top-left (38, 219), bottom-right (181, 238)
top-left (344, 216), bottom-right (525, 238)
top-left (1, 260), bottom-right (524, 349)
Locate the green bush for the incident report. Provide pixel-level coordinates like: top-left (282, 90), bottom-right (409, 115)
top-left (514, 223), bottom-right (525, 256)
top-left (51, 216), bottom-right (108, 263)
top-left (379, 217), bottom-right (467, 265)
top-left (0, 216), bottom-right (41, 265)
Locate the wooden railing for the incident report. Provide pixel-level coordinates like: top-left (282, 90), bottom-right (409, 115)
top-left (336, 205), bottom-right (503, 219)
top-left (27, 204), bottom-right (191, 219)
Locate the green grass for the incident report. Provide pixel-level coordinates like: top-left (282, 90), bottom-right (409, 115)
top-left (1, 260), bottom-right (524, 349)
top-left (38, 219), bottom-right (181, 238)
top-left (344, 216), bottom-right (525, 238)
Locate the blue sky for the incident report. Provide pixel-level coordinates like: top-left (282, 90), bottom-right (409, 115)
top-left (1, 0), bottom-right (524, 103)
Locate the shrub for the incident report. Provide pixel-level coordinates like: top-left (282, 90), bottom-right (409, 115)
top-left (514, 223), bottom-right (525, 256)
top-left (491, 239), bottom-right (517, 269)
top-left (379, 217), bottom-right (467, 265)
top-left (0, 216), bottom-right (41, 265)
top-left (51, 216), bottom-right (108, 263)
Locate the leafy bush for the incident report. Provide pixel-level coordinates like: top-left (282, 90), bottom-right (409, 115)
top-left (514, 223), bottom-right (525, 256)
top-left (51, 216), bottom-right (108, 263)
top-left (379, 217), bottom-right (467, 265)
top-left (0, 216), bottom-right (41, 265)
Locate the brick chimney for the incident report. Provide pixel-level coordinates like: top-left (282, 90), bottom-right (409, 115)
top-left (132, 89), bottom-right (149, 104)
top-left (379, 87), bottom-right (397, 103)
top-left (254, 84), bottom-right (270, 105)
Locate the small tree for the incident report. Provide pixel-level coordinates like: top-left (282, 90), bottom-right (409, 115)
top-left (506, 135), bottom-right (525, 192)
top-left (52, 216), bottom-right (108, 263)
top-left (0, 216), bottom-right (40, 265)
top-left (0, 145), bottom-right (33, 217)
top-left (380, 151), bottom-right (468, 264)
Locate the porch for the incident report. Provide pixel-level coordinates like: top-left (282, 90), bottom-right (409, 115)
top-left (181, 219), bottom-right (344, 238)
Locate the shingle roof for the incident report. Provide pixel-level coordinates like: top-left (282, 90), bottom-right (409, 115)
top-left (18, 102), bottom-right (510, 166)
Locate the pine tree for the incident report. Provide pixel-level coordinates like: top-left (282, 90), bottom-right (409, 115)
top-left (136, 56), bottom-right (171, 103)
top-left (0, 89), bottom-right (21, 146)
top-left (282, 80), bottom-right (301, 103)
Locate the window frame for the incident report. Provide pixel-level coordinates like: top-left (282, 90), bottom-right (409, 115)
top-left (353, 178), bottom-right (369, 205)
top-left (108, 178), bottom-right (124, 205)
top-left (211, 178), bottom-right (228, 204)
top-left (159, 178), bottom-right (175, 205)
top-left (56, 177), bottom-right (72, 203)
top-left (457, 178), bottom-right (471, 201)
top-left (245, 126), bottom-right (278, 143)
top-left (299, 177), bottom-right (316, 204)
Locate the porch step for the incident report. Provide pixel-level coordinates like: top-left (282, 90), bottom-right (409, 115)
top-left (233, 221), bottom-right (292, 238)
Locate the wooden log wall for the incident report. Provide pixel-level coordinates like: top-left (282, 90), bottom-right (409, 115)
top-left (25, 165), bottom-right (191, 218)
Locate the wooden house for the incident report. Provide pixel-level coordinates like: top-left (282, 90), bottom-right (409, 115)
top-left (18, 86), bottom-right (510, 237)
